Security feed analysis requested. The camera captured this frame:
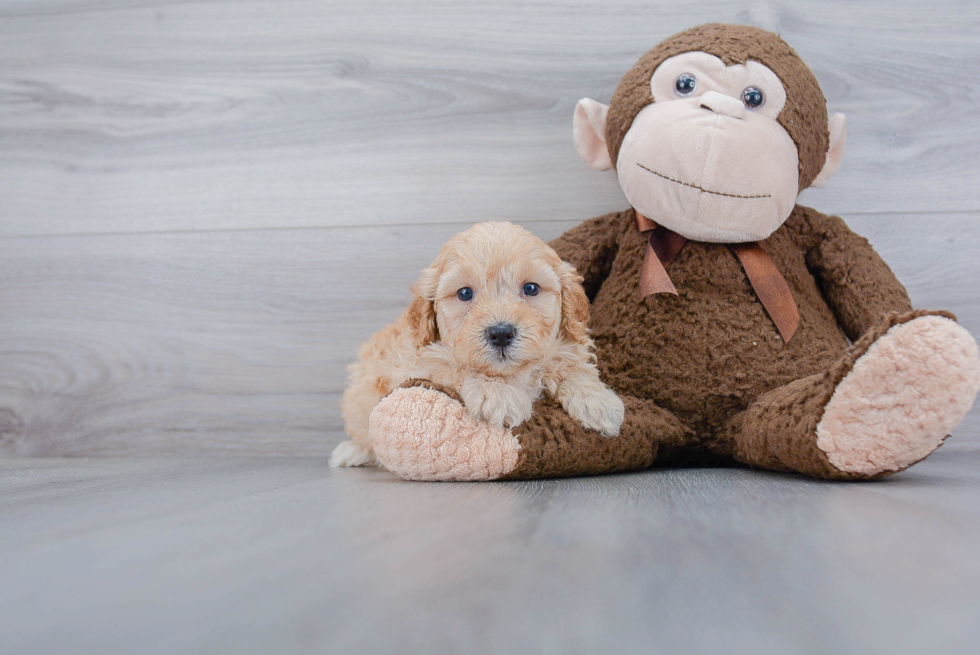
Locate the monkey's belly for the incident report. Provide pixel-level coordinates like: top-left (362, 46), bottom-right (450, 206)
top-left (590, 267), bottom-right (849, 437)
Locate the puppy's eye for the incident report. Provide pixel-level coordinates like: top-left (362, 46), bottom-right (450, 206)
top-left (456, 287), bottom-right (474, 301)
top-left (522, 283), bottom-right (540, 297)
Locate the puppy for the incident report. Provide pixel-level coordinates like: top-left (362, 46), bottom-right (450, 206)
top-left (330, 221), bottom-right (625, 467)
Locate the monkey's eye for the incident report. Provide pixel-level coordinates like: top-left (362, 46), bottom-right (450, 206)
top-left (456, 287), bottom-right (474, 301)
top-left (741, 87), bottom-right (765, 109)
top-left (674, 73), bottom-right (697, 96)
top-left (522, 282), bottom-right (540, 297)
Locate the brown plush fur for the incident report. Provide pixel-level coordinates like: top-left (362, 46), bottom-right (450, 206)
top-left (606, 23), bottom-right (829, 190)
top-left (492, 25), bottom-right (925, 479)
top-left (723, 308), bottom-right (956, 479)
top-left (501, 205), bottom-right (919, 479)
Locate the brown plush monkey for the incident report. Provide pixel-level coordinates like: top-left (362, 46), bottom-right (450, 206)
top-left (360, 24), bottom-right (980, 481)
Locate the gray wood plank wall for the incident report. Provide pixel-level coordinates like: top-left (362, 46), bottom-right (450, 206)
top-left (1, 0), bottom-right (978, 456)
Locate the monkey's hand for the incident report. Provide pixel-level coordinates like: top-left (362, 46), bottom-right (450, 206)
top-left (369, 380), bottom-right (521, 481)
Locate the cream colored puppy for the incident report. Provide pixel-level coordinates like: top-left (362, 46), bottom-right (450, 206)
top-left (331, 221), bottom-right (625, 467)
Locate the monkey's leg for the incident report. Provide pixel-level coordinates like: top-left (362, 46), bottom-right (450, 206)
top-left (720, 311), bottom-right (980, 480)
top-left (368, 380), bottom-right (691, 481)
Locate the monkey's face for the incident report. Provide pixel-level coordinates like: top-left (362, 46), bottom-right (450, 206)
top-left (573, 28), bottom-right (846, 244)
top-left (617, 53), bottom-right (799, 243)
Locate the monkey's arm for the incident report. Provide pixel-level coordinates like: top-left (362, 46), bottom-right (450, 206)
top-left (548, 210), bottom-right (623, 301)
top-left (791, 205), bottom-right (913, 341)
top-left (369, 380), bottom-right (692, 480)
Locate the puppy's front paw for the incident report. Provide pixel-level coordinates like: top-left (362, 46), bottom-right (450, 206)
top-left (497, 394), bottom-right (535, 429)
top-left (563, 385), bottom-right (625, 437)
top-left (460, 378), bottom-right (534, 429)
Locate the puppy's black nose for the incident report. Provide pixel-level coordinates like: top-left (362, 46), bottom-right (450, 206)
top-left (486, 323), bottom-right (517, 348)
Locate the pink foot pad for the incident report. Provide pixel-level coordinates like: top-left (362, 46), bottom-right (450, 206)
top-left (817, 316), bottom-right (980, 475)
top-left (369, 386), bottom-right (521, 481)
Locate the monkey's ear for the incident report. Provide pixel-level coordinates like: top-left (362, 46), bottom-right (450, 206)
top-left (573, 98), bottom-right (613, 171)
top-left (407, 267), bottom-right (439, 347)
top-left (810, 113), bottom-right (847, 188)
top-left (558, 262), bottom-right (591, 345)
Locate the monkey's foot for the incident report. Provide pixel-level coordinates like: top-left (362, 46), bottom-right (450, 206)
top-left (369, 384), bottom-right (520, 481)
top-left (816, 315), bottom-right (980, 475)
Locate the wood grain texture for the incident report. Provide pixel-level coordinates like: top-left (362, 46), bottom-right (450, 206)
top-left (0, 0), bottom-right (978, 456)
top-left (3, 447), bottom-right (980, 654)
top-left (0, 0), bottom-right (978, 237)
top-left (0, 214), bottom-right (977, 456)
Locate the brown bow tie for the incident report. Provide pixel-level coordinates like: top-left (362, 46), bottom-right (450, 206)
top-left (636, 211), bottom-right (799, 343)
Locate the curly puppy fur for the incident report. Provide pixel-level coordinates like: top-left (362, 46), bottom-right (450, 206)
top-left (331, 221), bottom-right (625, 467)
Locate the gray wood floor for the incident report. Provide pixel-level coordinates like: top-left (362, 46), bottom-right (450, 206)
top-left (4, 445), bottom-right (980, 654)
top-left (1, 0), bottom-right (980, 652)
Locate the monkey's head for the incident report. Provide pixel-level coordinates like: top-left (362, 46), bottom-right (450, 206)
top-left (574, 23), bottom-right (846, 243)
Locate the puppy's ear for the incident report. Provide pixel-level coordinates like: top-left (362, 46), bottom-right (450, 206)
top-left (558, 262), bottom-right (590, 344)
top-left (408, 266), bottom-right (439, 347)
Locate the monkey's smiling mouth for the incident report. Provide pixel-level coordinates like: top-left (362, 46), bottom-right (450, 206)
top-left (637, 163), bottom-right (772, 199)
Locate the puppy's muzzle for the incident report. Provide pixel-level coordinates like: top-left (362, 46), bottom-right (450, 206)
top-left (485, 323), bottom-right (518, 353)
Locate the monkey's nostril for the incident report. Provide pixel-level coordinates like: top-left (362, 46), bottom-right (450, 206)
top-left (486, 323), bottom-right (517, 348)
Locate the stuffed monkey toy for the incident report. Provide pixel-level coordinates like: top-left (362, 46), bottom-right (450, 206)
top-left (365, 23), bottom-right (980, 481)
